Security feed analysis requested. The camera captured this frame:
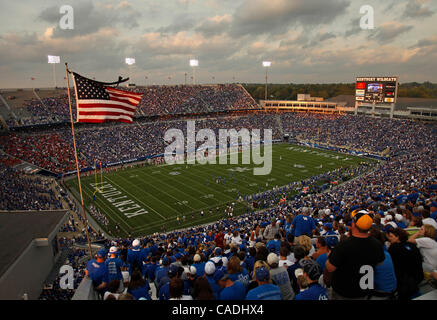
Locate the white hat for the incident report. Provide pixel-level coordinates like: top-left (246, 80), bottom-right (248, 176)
top-left (385, 215), bottom-right (393, 221)
top-left (295, 268), bottom-right (304, 278)
top-left (204, 261), bottom-right (216, 275)
top-left (132, 239), bottom-right (140, 247)
top-left (267, 253), bottom-right (279, 265)
top-left (184, 266), bottom-right (196, 275)
top-left (109, 246), bottom-right (118, 253)
top-left (395, 214), bottom-right (403, 222)
top-left (193, 254), bottom-right (201, 262)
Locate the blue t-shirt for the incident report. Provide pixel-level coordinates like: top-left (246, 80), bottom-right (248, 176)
top-left (206, 275), bottom-right (222, 299)
top-left (267, 240), bottom-right (281, 254)
top-left (86, 259), bottom-right (107, 285)
top-left (127, 248), bottom-right (142, 273)
top-left (146, 263), bottom-right (157, 282)
top-left (192, 262), bottom-right (206, 277)
top-left (246, 284), bottom-right (282, 300)
top-left (158, 282), bottom-right (170, 300)
top-left (374, 250), bottom-right (397, 293)
top-left (295, 283), bottom-right (328, 300)
top-left (292, 215), bottom-right (316, 237)
top-left (228, 268), bottom-right (250, 288)
top-left (316, 253), bottom-right (328, 273)
top-left (128, 283), bottom-right (151, 300)
top-left (219, 281), bottom-right (246, 300)
top-left (105, 257), bottom-right (123, 281)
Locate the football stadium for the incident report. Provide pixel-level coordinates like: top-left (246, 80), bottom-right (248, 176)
top-left (0, 0), bottom-right (437, 307)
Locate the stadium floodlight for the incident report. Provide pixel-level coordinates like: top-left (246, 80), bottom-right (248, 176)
top-left (47, 55), bottom-right (60, 88)
top-left (262, 61), bottom-right (271, 100)
top-left (125, 57), bottom-right (135, 65)
top-left (125, 58), bottom-right (135, 84)
top-left (189, 59), bottom-right (199, 84)
top-left (189, 59), bottom-right (199, 67)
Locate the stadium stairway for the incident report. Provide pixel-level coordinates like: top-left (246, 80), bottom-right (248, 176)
top-left (32, 89), bottom-right (47, 109)
top-left (275, 114), bottom-right (284, 136)
top-left (0, 92), bottom-right (17, 120)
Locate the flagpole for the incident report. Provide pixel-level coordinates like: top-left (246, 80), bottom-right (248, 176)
top-left (65, 62), bottom-right (94, 259)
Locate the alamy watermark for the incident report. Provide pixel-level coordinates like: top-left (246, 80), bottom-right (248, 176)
top-left (59, 5), bottom-right (74, 30)
top-left (163, 120), bottom-right (273, 175)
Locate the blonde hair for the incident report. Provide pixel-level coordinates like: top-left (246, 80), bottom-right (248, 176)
top-left (295, 235), bottom-right (313, 254)
top-left (423, 224), bottom-right (436, 239)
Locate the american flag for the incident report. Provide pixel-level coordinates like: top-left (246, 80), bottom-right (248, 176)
top-left (72, 73), bottom-right (143, 123)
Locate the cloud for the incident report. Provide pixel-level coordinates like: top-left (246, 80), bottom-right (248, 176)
top-left (156, 15), bottom-right (197, 34)
top-left (409, 35), bottom-right (437, 48)
top-left (195, 15), bottom-right (232, 36)
top-left (229, 0), bottom-right (350, 37)
top-left (402, 0), bottom-right (434, 19)
top-left (368, 22), bottom-right (414, 44)
top-left (38, 0), bottom-right (141, 38)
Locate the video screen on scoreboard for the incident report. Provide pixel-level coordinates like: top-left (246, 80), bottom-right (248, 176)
top-left (355, 77), bottom-right (398, 104)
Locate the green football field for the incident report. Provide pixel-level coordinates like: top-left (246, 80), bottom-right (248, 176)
top-left (65, 143), bottom-right (377, 237)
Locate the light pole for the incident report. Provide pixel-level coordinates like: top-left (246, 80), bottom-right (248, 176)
top-left (189, 59), bottom-right (198, 84)
top-left (48, 55), bottom-right (60, 87)
top-left (125, 57), bottom-right (135, 85)
top-left (262, 61), bottom-right (271, 101)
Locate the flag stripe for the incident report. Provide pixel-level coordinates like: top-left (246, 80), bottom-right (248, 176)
top-left (79, 111), bottom-right (134, 116)
top-left (77, 100), bottom-right (137, 111)
top-left (77, 102), bottom-right (136, 113)
top-left (78, 114), bottom-right (134, 121)
top-left (108, 95), bottom-right (141, 106)
top-left (108, 91), bottom-right (142, 102)
top-left (106, 87), bottom-right (143, 98)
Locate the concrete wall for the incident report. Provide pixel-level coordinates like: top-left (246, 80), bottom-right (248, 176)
top-left (0, 239), bottom-right (58, 300)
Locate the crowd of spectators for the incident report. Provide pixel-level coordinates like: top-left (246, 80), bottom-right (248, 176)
top-left (0, 162), bottom-right (63, 211)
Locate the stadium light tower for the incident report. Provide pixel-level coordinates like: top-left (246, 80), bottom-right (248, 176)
top-left (48, 55), bottom-right (60, 87)
top-left (125, 57), bottom-right (135, 85)
top-left (189, 59), bottom-right (199, 84)
top-left (262, 61), bottom-right (271, 101)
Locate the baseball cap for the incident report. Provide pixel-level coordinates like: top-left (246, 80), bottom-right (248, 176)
top-left (168, 264), bottom-right (179, 277)
top-left (193, 254), bottom-right (201, 262)
top-left (96, 249), bottom-right (106, 258)
top-left (294, 268), bottom-right (304, 278)
top-left (395, 214), bottom-right (403, 222)
top-left (255, 267), bottom-right (270, 282)
top-left (325, 235), bottom-right (339, 249)
top-left (184, 265), bottom-right (197, 276)
top-left (162, 256), bottom-right (170, 265)
top-left (109, 246), bottom-right (118, 254)
top-left (351, 210), bottom-right (373, 231)
top-left (267, 253), bottom-right (279, 265)
top-left (324, 223), bottom-right (333, 230)
top-left (175, 253), bottom-right (182, 259)
top-left (132, 239), bottom-right (140, 247)
top-left (205, 261), bottom-right (216, 275)
top-left (300, 258), bottom-right (322, 281)
top-left (214, 247), bottom-right (222, 255)
top-left (213, 270), bottom-right (229, 282)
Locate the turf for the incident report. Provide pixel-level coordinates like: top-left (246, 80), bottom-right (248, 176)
top-left (65, 143), bottom-right (377, 237)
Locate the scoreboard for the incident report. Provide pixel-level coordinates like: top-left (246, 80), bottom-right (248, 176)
top-left (355, 77), bottom-right (398, 104)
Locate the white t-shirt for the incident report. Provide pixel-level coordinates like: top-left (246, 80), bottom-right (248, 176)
top-left (169, 295), bottom-right (193, 300)
top-left (416, 237), bottom-right (437, 271)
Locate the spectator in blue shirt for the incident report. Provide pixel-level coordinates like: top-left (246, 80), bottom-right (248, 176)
top-left (127, 239), bottom-right (143, 275)
top-left (368, 228), bottom-right (397, 299)
top-left (155, 256), bottom-right (171, 292)
top-left (105, 246), bottom-right (124, 292)
top-left (127, 270), bottom-right (151, 300)
top-left (215, 270), bottom-right (246, 300)
top-left (291, 207), bottom-right (316, 237)
top-left (85, 249), bottom-right (108, 299)
top-left (266, 233), bottom-right (282, 254)
top-left (246, 267), bottom-right (282, 300)
top-left (295, 259), bottom-right (328, 300)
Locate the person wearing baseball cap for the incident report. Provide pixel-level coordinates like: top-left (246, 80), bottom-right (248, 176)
top-left (214, 269), bottom-right (246, 300)
top-left (295, 259), bottom-right (328, 300)
top-left (325, 210), bottom-right (385, 299)
top-left (245, 267), bottom-right (282, 300)
top-left (204, 261), bottom-right (222, 299)
top-left (85, 249), bottom-right (109, 299)
top-left (105, 246), bottom-right (124, 293)
top-left (267, 253), bottom-right (294, 300)
top-left (127, 239), bottom-right (142, 275)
